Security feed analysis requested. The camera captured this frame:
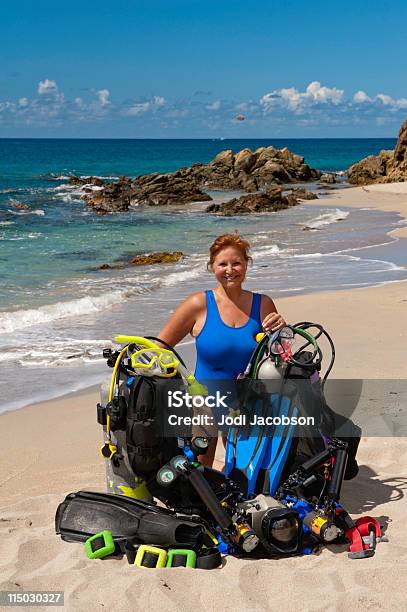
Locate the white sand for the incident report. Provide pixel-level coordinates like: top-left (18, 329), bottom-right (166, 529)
top-left (1, 183), bottom-right (407, 611)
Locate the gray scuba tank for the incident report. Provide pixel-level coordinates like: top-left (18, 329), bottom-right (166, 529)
top-left (255, 330), bottom-right (293, 379)
top-left (256, 358), bottom-right (286, 380)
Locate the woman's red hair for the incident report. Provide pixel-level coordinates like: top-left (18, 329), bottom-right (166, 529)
top-left (207, 233), bottom-right (252, 270)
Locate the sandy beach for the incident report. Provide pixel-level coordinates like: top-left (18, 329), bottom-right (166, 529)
top-left (1, 183), bottom-right (407, 611)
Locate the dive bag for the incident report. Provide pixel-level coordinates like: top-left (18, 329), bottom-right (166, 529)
top-left (126, 375), bottom-right (181, 475)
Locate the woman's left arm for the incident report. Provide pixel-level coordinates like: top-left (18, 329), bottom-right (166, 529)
top-left (260, 295), bottom-right (286, 332)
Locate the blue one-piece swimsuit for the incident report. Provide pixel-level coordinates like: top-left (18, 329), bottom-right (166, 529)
top-left (194, 290), bottom-right (263, 381)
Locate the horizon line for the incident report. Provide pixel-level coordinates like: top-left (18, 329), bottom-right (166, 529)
top-left (0, 136), bottom-right (398, 141)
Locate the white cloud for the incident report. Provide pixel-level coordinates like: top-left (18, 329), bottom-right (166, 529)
top-left (97, 89), bottom-right (110, 106)
top-left (206, 100), bottom-right (221, 111)
top-left (306, 81), bottom-right (344, 104)
top-left (126, 102), bottom-right (151, 116)
top-left (277, 87), bottom-right (303, 111)
top-left (260, 81), bottom-right (344, 113)
top-left (2, 79), bottom-right (407, 133)
top-left (353, 90), bottom-right (372, 103)
top-left (38, 79), bottom-right (58, 95)
top-left (235, 102), bottom-right (249, 112)
top-left (166, 109), bottom-right (189, 118)
top-left (0, 101), bottom-right (14, 113)
top-left (352, 90), bottom-right (407, 110)
top-left (153, 95), bottom-right (165, 108)
top-left (377, 94), bottom-right (392, 105)
top-left (376, 93), bottom-right (407, 110)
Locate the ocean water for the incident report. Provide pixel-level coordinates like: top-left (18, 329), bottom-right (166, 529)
top-left (1, 138), bottom-right (406, 412)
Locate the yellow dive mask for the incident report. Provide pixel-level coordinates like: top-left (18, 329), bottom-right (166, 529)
top-left (130, 347), bottom-right (179, 378)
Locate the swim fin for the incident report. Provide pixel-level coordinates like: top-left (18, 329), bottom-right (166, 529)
top-left (259, 394), bottom-right (297, 496)
top-left (225, 388), bottom-right (297, 497)
top-left (55, 490), bottom-right (204, 547)
top-left (225, 395), bottom-right (272, 497)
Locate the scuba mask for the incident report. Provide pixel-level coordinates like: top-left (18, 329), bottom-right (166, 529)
top-left (130, 348), bottom-right (179, 378)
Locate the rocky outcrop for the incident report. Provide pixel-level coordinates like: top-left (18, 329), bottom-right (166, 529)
top-left (82, 176), bottom-right (134, 214)
top-left (99, 251), bottom-right (184, 270)
top-left (69, 176), bottom-right (104, 187)
top-left (320, 173), bottom-right (336, 184)
top-left (131, 170), bottom-right (211, 206)
top-left (75, 145), bottom-right (320, 214)
top-left (348, 119), bottom-right (407, 184)
top-left (130, 251), bottom-right (184, 265)
top-left (193, 146), bottom-right (320, 191)
top-left (289, 187), bottom-right (318, 200)
top-left (82, 172), bottom-right (211, 214)
top-left (11, 201), bottom-right (30, 210)
top-left (206, 186), bottom-right (298, 216)
top-left (385, 118), bottom-right (407, 181)
top-left (347, 151), bottom-right (392, 185)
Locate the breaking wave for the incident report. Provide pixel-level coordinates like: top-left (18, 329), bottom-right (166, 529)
top-left (302, 209), bottom-right (349, 230)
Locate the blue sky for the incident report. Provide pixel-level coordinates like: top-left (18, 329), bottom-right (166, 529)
top-left (1, 0), bottom-right (406, 137)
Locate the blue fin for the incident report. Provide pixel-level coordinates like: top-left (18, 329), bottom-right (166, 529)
top-left (259, 394), bottom-right (297, 496)
top-left (225, 393), bottom-right (297, 497)
top-left (225, 398), bottom-right (269, 496)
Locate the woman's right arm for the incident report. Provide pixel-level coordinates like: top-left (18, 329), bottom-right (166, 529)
top-left (157, 292), bottom-right (205, 347)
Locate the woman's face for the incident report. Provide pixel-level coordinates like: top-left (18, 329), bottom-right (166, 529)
top-left (211, 246), bottom-right (247, 288)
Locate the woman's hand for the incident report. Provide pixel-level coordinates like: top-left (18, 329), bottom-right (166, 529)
top-left (262, 312), bottom-right (286, 333)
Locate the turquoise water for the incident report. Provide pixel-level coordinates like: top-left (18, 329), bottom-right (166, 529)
top-left (0, 137), bottom-right (398, 308)
top-left (1, 137), bottom-right (406, 412)
top-left (0, 137), bottom-right (397, 182)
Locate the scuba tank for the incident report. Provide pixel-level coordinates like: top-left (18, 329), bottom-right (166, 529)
top-left (256, 359), bottom-right (285, 380)
top-left (255, 330), bottom-right (293, 380)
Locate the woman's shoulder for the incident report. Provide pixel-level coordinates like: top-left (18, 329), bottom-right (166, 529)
top-left (181, 291), bottom-right (207, 311)
top-left (256, 293), bottom-right (277, 316)
top-left (256, 292), bottom-right (274, 304)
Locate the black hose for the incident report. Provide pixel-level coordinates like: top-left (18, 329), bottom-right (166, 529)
top-left (327, 448), bottom-right (347, 501)
top-left (293, 322), bottom-right (335, 390)
top-left (144, 336), bottom-right (187, 368)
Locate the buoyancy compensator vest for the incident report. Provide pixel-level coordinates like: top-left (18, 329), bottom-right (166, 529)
top-left (125, 374), bottom-right (181, 476)
top-left (97, 336), bottom-right (194, 498)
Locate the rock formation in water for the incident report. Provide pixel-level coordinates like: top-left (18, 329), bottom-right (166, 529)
top-left (348, 119), bottom-right (407, 185)
top-left (72, 145), bottom-right (320, 214)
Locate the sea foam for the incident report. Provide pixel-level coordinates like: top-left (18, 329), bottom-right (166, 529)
top-left (0, 290), bottom-right (140, 334)
top-left (302, 209), bottom-right (349, 230)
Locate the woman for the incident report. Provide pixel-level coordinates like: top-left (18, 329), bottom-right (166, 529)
top-left (158, 233), bottom-right (286, 466)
